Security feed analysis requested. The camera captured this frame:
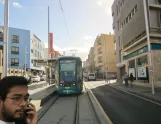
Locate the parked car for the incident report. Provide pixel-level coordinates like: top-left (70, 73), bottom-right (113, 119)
top-left (40, 75), bottom-right (46, 81)
top-left (31, 75), bottom-right (40, 83)
top-left (88, 73), bottom-right (96, 81)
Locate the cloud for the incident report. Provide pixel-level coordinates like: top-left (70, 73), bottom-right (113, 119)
top-left (0, 0), bottom-right (4, 4)
top-left (83, 35), bottom-right (95, 41)
top-left (12, 2), bottom-right (22, 8)
top-left (105, 7), bottom-right (112, 15)
top-left (96, 0), bottom-right (114, 15)
top-left (97, 1), bottom-right (103, 6)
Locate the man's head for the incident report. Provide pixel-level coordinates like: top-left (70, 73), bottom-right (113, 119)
top-left (0, 76), bottom-right (29, 122)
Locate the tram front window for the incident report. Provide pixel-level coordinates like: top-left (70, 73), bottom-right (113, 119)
top-left (60, 60), bottom-right (76, 82)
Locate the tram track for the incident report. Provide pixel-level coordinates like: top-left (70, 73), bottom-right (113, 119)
top-left (37, 93), bottom-right (80, 124)
top-left (37, 93), bottom-right (60, 122)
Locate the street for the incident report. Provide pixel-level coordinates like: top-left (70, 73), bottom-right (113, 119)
top-left (85, 81), bottom-right (161, 124)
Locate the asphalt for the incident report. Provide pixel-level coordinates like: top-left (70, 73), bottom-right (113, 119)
top-left (91, 83), bottom-right (161, 124)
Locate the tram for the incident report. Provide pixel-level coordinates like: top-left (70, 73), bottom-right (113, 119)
top-left (54, 56), bottom-right (83, 94)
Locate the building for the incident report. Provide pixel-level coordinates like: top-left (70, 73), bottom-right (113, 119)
top-left (88, 47), bottom-right (95, 73)
top-left (0, 27), bottom-right (45, 76)
top-left (44, 48), bottom-right (62, 59)
top-left (112, 0), bottom-right (161, 84)
top-left (93, 33), bottom-right (116, 78)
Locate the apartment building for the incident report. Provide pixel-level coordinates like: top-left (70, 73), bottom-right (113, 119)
top-left (93, 33), bottom-right (116, 78)
top-left (0, 27), bottom-right (45, 76)
top-left (87, 47), bottom-right (95, 73)
top-left (112, 0), bottom-right (161, 84)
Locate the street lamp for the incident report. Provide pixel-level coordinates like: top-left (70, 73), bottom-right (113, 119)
top-left (143, 0), bottom-right (155, 95)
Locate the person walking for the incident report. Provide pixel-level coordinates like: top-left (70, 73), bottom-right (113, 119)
top-left (123, 72), bottom-right (129, 87)
top-left (129, 73), bottom-right (134, 87)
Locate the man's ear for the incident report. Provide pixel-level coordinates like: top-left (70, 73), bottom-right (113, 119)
top-left (0, 96), bottom-right (3, 103)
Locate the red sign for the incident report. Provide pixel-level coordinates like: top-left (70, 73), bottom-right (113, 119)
top-left (49, 33), bottom-right (53, 54)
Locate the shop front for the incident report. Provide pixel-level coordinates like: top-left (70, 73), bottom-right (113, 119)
top-left (124, 46), bottom-right (149, 83)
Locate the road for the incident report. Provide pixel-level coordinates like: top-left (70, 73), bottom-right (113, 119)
top-left (85, 81), bottom-right (161, 124)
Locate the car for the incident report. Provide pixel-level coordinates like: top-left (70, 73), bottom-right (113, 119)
top-left (88, 73), bottom-right (96, 81)
top-left (31, 75), bottom-right (40, 83)
top-left (40, 75), bottom-right (46, 81)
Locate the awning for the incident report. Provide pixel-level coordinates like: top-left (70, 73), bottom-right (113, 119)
top-left (117, 61), bottom-right (125, 68)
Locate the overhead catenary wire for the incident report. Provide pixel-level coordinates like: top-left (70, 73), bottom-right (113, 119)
top-left (59, 0), bottom-right (72, 43)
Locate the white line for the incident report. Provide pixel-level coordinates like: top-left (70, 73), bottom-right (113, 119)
top-left (109, 85), bottom-right (161, 106)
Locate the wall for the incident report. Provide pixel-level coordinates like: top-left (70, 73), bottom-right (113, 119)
top-left (152, 50), bottom-right (161, 82)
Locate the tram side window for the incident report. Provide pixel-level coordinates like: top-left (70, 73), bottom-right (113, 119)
top-left (77, 62), bottom-right (82, 82)
top-left (55, 61), bottom-right (59, 82)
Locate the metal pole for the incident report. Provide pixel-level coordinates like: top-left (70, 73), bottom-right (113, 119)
top-left (104, 35), bottom-right (108, 82)
top-left (143, 0), bottom-right (155, 95)
top-left (48, 6), bottom-right (50, 59)
top-left (24, 46), bottom-right (27, 77)
top-left (2, 0), bottom-right (9, 77)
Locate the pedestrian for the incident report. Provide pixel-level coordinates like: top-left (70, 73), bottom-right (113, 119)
top-left (129, 73), bottom-right (134, 87)
top-left (123, 72), bottom-right (129, 87)
top-left (0, 76), bottom-right (37, 124)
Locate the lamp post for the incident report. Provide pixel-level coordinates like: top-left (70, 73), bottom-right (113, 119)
top-left (143, 0), bottom-right (155, 95)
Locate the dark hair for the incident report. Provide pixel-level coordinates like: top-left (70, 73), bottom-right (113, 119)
top-left (0, 76), bottom-right (29, 100)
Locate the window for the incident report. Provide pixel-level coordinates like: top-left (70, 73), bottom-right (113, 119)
top-left (126, 17), bottom-right (128, 23)
top-left (134, 5), bottom-right (137, 12)
top-left (11, 46), bottom-right (19, 54)
top-left (31, 60), bottom-right (33, 63)
top-left (12, 35), bottom-right (19, 43)
top-left (132, 9), bottom-right (135, 16)
top-left (128, 13), bottom-right (132, 20)
top-left (31, 49), bottom-right (33, 53)
top-left (117, 20), bottom-right (120, 30)
top-left (11, 58), bottom-right (19, 66)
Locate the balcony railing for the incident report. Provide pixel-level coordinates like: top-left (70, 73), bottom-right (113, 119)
top-left (0, 33), bottom-right (3, 41)
top-left (98, 51), bottom-right (102, 55)
top-left (11, 51), bottom-right (19, 54)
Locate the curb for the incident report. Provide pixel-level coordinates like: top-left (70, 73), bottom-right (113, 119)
top-left (31, 85), bottom-right (56, 106)
top-left (28, 82), bottom-right (48, 90)
top-left (129, 91), bottom-right (161, 104)
top-left (108, 85), bottom-right (161, 106)
top-left (84, 83), bottom-right (113, 124)
top-left (40, 90), bottom-right (57, 106)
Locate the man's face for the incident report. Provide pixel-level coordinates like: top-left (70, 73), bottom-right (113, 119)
top-left (0, 85), bottom-right (29, 122)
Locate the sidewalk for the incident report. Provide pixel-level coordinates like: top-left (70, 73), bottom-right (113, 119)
top-left (109, 81), bottom-right (161, 104)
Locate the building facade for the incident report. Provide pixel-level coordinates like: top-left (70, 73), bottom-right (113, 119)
top-left (88, 47), bottom-right (95, 73)
top-left (0, 27), bottom-right (45, 76)
top-left (93, 33), bottom-right (116, 78)
top-left (112, 0), bottom-right (161, 84)
top-left (44, 48), bottom-right (62, 59)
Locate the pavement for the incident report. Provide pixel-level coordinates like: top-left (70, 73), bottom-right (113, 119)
top-left (108, 80), bottom-right (161, 104)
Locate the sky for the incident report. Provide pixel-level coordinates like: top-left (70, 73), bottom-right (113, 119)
top-left (0, 0), bottom-right (114, 61)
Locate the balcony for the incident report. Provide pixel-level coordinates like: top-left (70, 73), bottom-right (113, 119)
top-left (149, 4), bottom-right (161, 10)
top-left (96, 61), bottom-right (103, 67)
top-left (0, 33), bottom-right (3, 42)
top-left (11, 51), bottom-right (19, 55)
top-left (97, 51), bottom-right (102, 55)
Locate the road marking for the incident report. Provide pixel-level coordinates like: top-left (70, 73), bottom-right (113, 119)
top-left (109, 85), bottom-right (161, 106)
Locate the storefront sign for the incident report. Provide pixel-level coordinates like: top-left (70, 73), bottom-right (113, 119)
top-left (128, 68), bottom-right (135, 77)
top-left (138, 66), bottom-right (147, 78)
